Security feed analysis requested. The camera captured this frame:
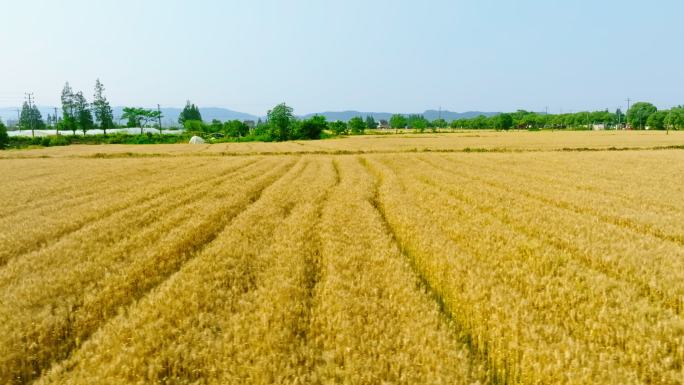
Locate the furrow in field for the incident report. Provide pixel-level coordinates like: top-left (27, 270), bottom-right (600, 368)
top-left (0, 158), bottom-right (167, 213)
top-left (0, 157), bottom-right (257, 267)
top-left (417, 154), bottom-right (684, 313)
top-left (456, 151), bottom-right (683, 215)
top-left (446, 154), bottom-right (684, 243)
top-left (306, 156), bottom-right (488, 384)
top-left (205, 157), bottom-right (336, 384)
top-left (35, 157), bottom-right (336, 384)
top-left (364, 155), bottom-right (683, 385)
top-left (413, 154), bottom-right (684, 316)
top-left (0, 157), bottom-right (291, 384)
top-left (0, 157), bottom-right (210, 219)
top-left (509, 150), bottom-right (684, 196)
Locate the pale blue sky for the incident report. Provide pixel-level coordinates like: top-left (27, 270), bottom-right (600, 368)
top-left (0, 0), bottom-right (682, 115)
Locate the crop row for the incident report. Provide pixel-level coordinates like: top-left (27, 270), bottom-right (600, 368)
top-left (0, 156), bottom-right (294, 384)
top-left (365, 154), bottom-right (683, 384)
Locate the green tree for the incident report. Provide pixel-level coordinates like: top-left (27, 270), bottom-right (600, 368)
top-left (224, 120), bottom-right (250, 137)
top-left (93, 79), bottom-right (114, 135)
top-left (122, 107), bottom-right (159, 134)
top-left (74, 92), bottom-right (94, 135)
top-left (184, 120), bottom-right (204, 132)
top-left (178, 101), bottom-right (202, 125)
top-left (407, 114), bottom-right (428, 132)
top-left (329, 120), bottom-right (348, 135)
top-left (494, 113), bottom-right (513, 130)
top-left (267, 103), bottom-right (294, 141)
top-left (19, 102), bottom-right (32, 132)
top-left (646, 110), bottom-right (667, 130)
top-left (627, 102), bottom-right (657, 129)
top-left (297, 115), bottom-right (327, 139)
top-left (516, 111), bottom-right (538, 129)
top-left (31, 105), bottom-right (45, 130)
top-left (19, 102), bottom-right (45, 136)
top-left (0, 119), bottom-right (8, 149)
top-left (432, 118), bottom-right (448, 129)
top-left (60, 82), bottom-right (78, 134)
top-left (210, 119), bottom-right (223, 132)
top-left (348, 116), bottom-right (365, 134)
top-left (665, 107), bottom-right (684, 131)
top-left (365, 115), bottom-right (377, 129)
top-left (389, 114), bottom-right (407, 129)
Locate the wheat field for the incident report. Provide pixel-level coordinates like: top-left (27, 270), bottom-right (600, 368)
top-left (0, 132), bottom-right (683, 384)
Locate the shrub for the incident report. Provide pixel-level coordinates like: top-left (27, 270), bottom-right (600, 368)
top-left (0, 121), bottom-right (8, 149)
top-left (49, 136), bottom-right (70, 146)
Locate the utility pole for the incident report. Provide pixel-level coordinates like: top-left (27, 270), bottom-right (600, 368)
top-left (587, 111), bottom-right (590, 129)
top-left (25, 93), bottom-right (34, 137)
top-left (157, 104), bottom-right (163, 135)
top-left (626, 98), bottom-right (631, 129)
top-left (617, 106), bottom-right (621, 129)
top-left (54, 107), bottom-right (59, 133)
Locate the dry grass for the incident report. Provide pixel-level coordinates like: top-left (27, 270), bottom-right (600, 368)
top-left (1, 130), bottom-right (683, 159)
top-left (0, 132), bottom-right (682, 384)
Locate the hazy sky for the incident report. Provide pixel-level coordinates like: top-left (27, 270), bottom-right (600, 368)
top-left (1, 0), bottom-right (682, 115)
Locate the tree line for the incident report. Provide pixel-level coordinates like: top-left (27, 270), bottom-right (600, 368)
top-left (445, 103), bottom-right (684, 131)
top-left (178, 102), bottom-right (374, 141)
top-left (4, 91), bottom-right (682, 148)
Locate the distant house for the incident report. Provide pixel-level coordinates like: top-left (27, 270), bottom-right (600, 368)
top-left (377, 119), bottom-right (390, 129)
top-left (592, 123), bottom-right (606, 130)
top-left (243, 120), bottom-right (255, 129)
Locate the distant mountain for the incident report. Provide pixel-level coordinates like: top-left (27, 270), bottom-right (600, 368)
top-left (422, 110), bottom-right (499, 121)
top-left (0, 106), bottom-right (499, 128)
top-left (110, 107), bottom-right (260, 127)
top-left (302, 110), bottom-right (499, 122)
top-left (0, 106), bottom-right (260, 127)
top-left (301, 111), bottom-right (394, 122)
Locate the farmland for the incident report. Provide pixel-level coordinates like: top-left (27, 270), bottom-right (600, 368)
top-left (0, 132), bottom-right (683, 384)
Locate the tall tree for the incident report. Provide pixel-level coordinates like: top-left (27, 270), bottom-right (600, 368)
top-left (60, 82), bottom-right (78, 134)
top-left (665, 107), bottom-right (684, 132)
top-left (348, 116), bottom-right (366, 134)
top-left (74, 92), bottom-right (94, 135)
top-left (389, 114), bottom-right (407, 130)
top-left (407, 114), bottom-right (428, 132)
top-left (646, 110), bottom-right (667, 130)
top-left (365, 115), bottom-right (377, 129)
top-left (329, 120), bottom-right (348, 135)
top-left (19, 102), bottom-right (31, 132)
top-left (0, 119), bottom-right (8, 149)
top-left (19, 102), bottom-right (45, 134)
top-left (267, 103), bottom-right (294, 141)
top-left (627, 102), bottom-right (657, 129)
top-left (122, 107), bottom-right (160, 134)
top-left (432, 118), bottom-right (448, 129)
top-left (495, 113), bottom-right (513, 130)
top-left (178, 101), bottom-right (202, 125)
top-left (93, 79), bottom-right (114, 135)
top-left (31, 105), bottom-right (45, 130)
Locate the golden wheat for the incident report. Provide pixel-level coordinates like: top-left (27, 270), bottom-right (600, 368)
top-left (0, 132), bottom-right (682, 385)
top-left (1, 130), bottom-right (683, 159)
